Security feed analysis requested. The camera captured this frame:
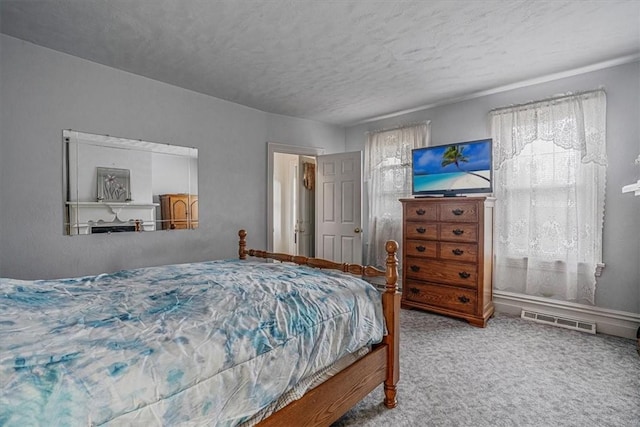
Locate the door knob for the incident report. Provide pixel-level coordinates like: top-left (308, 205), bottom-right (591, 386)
top-left (354, 227), bottom-right (362, 233)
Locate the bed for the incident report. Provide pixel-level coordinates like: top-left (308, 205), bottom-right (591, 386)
top-left (0, 230), bottom-right (400, 426)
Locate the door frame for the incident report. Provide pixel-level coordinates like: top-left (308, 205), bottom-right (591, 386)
top-left (267, 142), bottom-right (325, 253)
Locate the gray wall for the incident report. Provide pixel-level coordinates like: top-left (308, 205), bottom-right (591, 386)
top-left (345, 61), bottom-right (640, 314)
top-left (0, 35), bottom-right (345, 279)
top-left (1, 33), bottom-right (637, 315)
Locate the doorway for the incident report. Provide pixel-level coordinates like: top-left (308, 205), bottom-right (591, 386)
top-left (267, 143), bottom-right (364, 263)
top-left (272, 153), bottom-right (316, 256)
top-left (267, 143), bottom-right (324, 254)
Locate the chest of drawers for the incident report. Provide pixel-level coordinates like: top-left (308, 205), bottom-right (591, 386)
top-left (400, 197), bottom-right (494, 327)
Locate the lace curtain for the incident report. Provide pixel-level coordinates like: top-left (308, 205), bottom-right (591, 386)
top-left (364, 122), bottom-right (430, 268)
top-left (490, 90), bottom-right (607, 304)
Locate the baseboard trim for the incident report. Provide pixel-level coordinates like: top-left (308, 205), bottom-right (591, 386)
top-left (494, 291), bottom-right (640, 339)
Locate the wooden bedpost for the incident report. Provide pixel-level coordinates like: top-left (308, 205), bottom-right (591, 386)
top-left (239, 229), bottom-right (247, 260)
top-left (382, 240), bottom-right (400, 408)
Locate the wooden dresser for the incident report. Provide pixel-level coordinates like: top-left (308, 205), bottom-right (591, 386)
top-left (159, 194), bottom-right (199, 230)
top-left (400, 197), bottom-right (494, 327)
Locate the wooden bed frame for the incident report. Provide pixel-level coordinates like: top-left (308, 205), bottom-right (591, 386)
top-left (238, 229), bottom-right (401, 426)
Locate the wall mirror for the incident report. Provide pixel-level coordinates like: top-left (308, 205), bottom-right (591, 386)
top-left (63, 130), bottom-right (198, 235)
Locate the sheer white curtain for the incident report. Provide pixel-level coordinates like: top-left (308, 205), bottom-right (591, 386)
top-left (364, 123), bottom-right (430, 268)
top-left (490, 90), bottom-right (607, 304)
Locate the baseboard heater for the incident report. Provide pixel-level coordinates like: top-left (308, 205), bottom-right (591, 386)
top-left (521, 309), bottom-right (596, 334)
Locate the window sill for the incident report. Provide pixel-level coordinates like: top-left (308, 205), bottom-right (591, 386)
top-left (498, 257), bottom-right (605, 277)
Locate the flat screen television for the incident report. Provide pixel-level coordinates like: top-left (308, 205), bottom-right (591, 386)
top-left (412, 138), bottom-right (493, 197)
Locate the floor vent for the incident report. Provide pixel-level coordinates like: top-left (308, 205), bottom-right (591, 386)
top-left (521, 310), bottom-right (596, 334)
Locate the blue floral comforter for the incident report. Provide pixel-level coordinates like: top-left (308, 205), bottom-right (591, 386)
top-left (0, 260), bottom-right (385, 426)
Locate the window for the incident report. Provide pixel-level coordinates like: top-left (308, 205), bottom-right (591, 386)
top-left (490, 90), bottom-right (607, 304)
top-left (364, 123), bottom-right (430, 267)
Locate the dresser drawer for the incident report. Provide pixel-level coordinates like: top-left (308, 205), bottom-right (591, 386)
top-left (439, 223), bottom-right (478, 242)
top-left (439, 202), bottom-right (479, 222)
top-left (405, 223), bottom-right (438, 240)
top-left (405, 240), bottom-right (437, 258)
top-left (405, 203), bottom-right (437, 221)
top-left (405, 257), bottom-right (477, 287)
top-left (439, 242), bottom-right (478, 262)
top-left (404, 280), bottom-right (477, 315)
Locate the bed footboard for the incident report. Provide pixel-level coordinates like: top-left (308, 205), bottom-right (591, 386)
top-left (238, 229), bottom-right (401, 423)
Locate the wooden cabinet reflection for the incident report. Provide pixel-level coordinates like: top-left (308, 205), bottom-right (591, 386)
top-left (160, 194), bottom-right (198, 230)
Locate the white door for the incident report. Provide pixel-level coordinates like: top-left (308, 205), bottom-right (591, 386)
top-left (296, 156), bottom-right (315, 257)
top-left (315, 151), bottom-right (363, 264)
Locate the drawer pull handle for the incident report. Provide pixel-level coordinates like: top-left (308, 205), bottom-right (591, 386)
top-left (410, 287), bottom-right (420, 294)
top-left (416, 208), bottom-right (426, 215)
top-left (458, 296), bottom-right (470, 303)
top-left (410, 265), bottom-right (420, 272)
top-left (452, 248), bottom-right (464, 255)
top-left (458, 271), bottom-right (471, 279)
top-left (416, 245), bottom-right (426, 252)
top-left (416, 227), bottom-right (426, 234)
top-left (452, 229), bottom-right (464, 235)
top-left (452, 208), bottom-right (465, 216)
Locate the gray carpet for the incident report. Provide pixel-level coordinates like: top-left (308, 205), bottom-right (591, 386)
top-left (334, 309), bottom-right (640, 427)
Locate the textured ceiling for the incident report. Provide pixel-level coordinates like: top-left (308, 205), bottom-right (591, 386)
top-left (1, 0), bottom-right (639, 126)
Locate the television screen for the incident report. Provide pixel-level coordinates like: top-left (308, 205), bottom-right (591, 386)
top-left (412, 138), bottom-right (492, 196)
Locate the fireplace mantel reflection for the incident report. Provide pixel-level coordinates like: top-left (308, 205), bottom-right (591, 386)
top-left (66, 201), bottom-right (159, 235)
